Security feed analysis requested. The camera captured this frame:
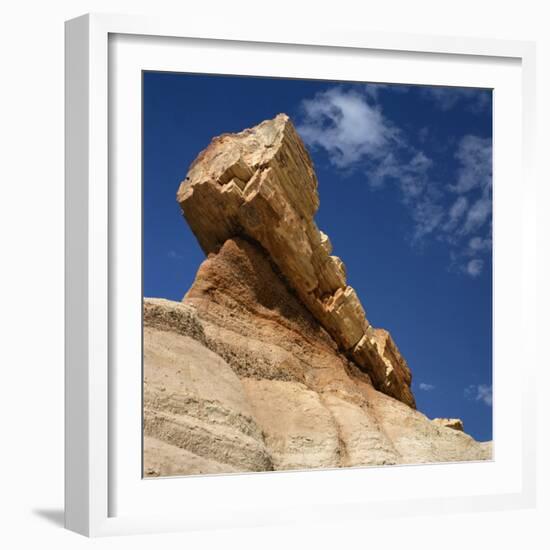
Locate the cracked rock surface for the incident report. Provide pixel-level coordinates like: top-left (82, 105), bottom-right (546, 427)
top-left (177, 114), bottom-right (414, 407)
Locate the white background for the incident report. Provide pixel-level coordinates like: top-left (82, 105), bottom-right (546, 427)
top-left (0, 1), bottom-right (547, 548)
top-left (111, 33), bottom-right (523, 521)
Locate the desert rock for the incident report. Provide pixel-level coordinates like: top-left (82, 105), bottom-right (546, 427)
top-left (143, 114), bottom-right (491, 477)
top-left (177, 114), bottom-right (414, 407)
top-left (143, 325), bottom-right (273, 475)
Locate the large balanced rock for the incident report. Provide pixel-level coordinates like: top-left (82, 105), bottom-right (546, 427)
top-left (143, 237), bottom-right (491, 476)
top-left (177, 114), bottom-right (414, 407)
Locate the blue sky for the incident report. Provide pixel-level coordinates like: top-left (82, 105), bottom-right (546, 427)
top-left (143, 72), bottom-right (493, 442)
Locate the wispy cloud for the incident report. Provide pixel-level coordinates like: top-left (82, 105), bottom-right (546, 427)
top-left (419, 382), bottom-right (436, 391)
top-left (451, 135), bottom-right (492, 194)
top-left (465, 259), bottom-right (484, 277)
top-left (363, 82), bottom-right (411, 100)
top-left (297, 87), bottom-right (400, 169)
top-left (468, 236), bottom-right (492, 253)
top-left (460, 197), bottom-right (492, 236)
top-left (168, 250), bottom-right (183, 260)
top-left (443, 196), bottom-right (469, 233)
top-left (444, 135), bottom-right (493, 275)
top-left (420, 87), bottom-right (491, 113)
top-left (465, 384), bottom-right (493, 406)
top-left (297, 86), bottom-right (438, 245)
top-left (296, 85), bottom-right (492, 276)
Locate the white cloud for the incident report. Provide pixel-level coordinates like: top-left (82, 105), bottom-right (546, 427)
top-left (465, 258), bottom-right (484, 277)
top-left (468, 236), bottom-right (492, 253)
top-left (296, 87), bottom-right (492, 277)
top-left (421, 87), bottom-right (491, 113)
top-left (442, 135), bottom-right (492, 272)
top-left (419, 382), bottom-right (435, 391)
top-left (298, 88), bottom-right (445, 246)
top-left (371, 151), bottom-right (433, 201)
top-left (298, 87), bottom-right (431, 189)
top-left (465, 384), bottom-right (493, 406)
top-left (363, 83), bottom-right (389, 100)
top-left (443, 196), bottom-right (469, 233)
top-left (297, 88), bottom-right (398, 169)
top-left (461, 197), bottom-right (492, 236)
top-left (409, 197), bottom-right (444, 241)
top-left (364, 82), bottom-right (412, 100)
top-left (451, 135), bottom-right (492, 194)
top-left (476, 384), bottom-right (493, 406)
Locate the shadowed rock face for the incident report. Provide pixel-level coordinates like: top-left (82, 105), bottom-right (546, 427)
top-left (143, 238), bottom-right (491, 477)
top-left (177, 114), bottom-right (415, 407)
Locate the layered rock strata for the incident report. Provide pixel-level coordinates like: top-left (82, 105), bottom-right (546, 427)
top-left (143, 238), bottom-right (491, 476)
top-left (432, 418), bottom-right (465, 432)
top-left (177, 114), bottom-right (414, 407)
top-left (143, 114), bottom-right (492, 477)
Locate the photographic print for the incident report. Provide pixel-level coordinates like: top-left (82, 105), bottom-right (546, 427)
top-left (142, 73), bottom-right (492, 478)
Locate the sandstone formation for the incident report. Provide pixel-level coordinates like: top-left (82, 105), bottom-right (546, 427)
top-left (177, 114), bottom-right (414, 407)
top-left (143, 241), bottom-right (491, 477)
top-left (143, 324), bottom-right (272, 475)
top-left (143, 114), bottom-right (492, 477)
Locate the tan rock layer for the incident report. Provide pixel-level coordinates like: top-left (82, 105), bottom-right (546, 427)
top-left (143, 293), bottom-right (492, 476)
top-left (143, 326), bottom-right (273, 476)
top-left (177, 114), bottom-right (415, 407)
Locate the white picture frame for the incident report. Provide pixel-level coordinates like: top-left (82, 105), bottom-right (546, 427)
top-left (65, 12), bottom-right (537, 537)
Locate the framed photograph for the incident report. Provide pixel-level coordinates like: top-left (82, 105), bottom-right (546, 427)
top-left (65, 13), bottom-right (536, 537)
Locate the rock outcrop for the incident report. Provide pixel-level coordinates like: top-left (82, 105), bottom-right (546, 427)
top-left (177, 114), bottom-right (414, 407)
top-left (143, 114), bottom-right (492, 477)
top-left (143, 240), bottom-right (491, 477)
